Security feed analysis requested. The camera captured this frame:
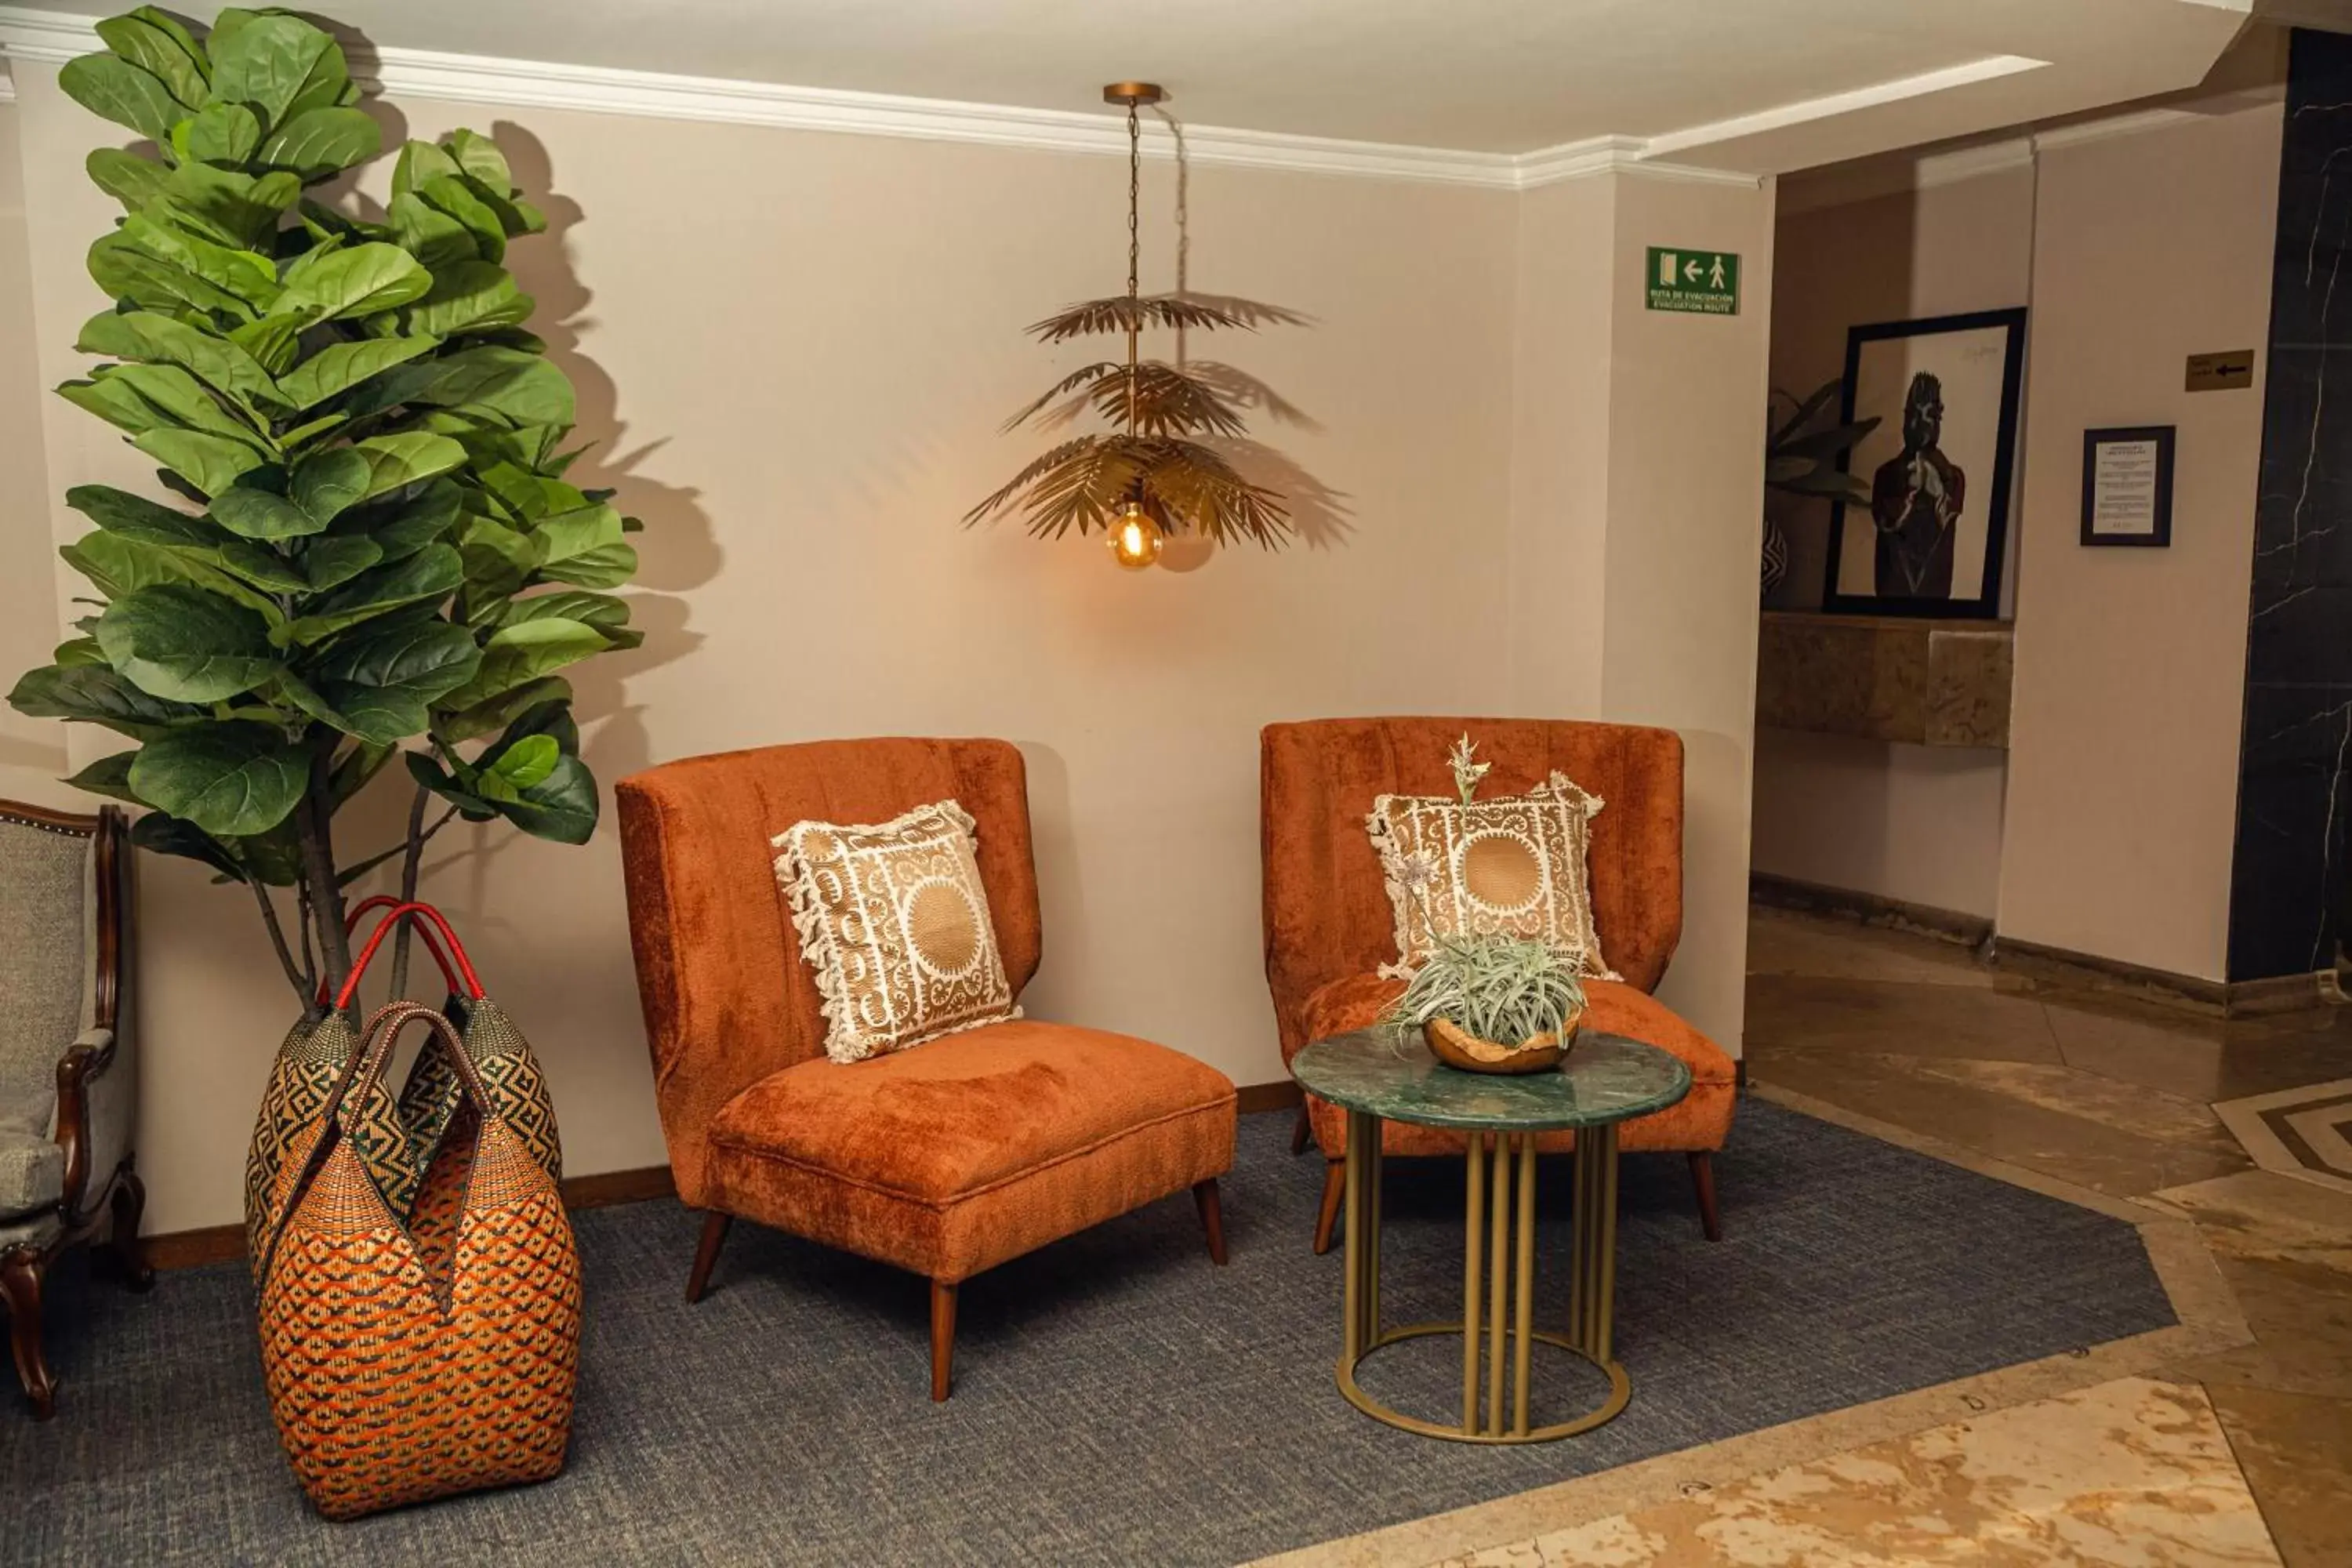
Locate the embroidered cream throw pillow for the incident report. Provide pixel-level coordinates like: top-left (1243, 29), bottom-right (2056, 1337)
top-left (773, 800), bottom-right (1018, 1063)
top-left (1368, 773), bottom-right (1618, 981)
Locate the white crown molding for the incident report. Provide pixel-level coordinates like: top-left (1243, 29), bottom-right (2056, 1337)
top-left (0, 5), bottom-right (2043, 198)
top-left (1644, 55), bottom-right (2046, 160)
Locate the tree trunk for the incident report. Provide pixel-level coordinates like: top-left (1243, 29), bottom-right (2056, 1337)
top-left (298, 742), bottom-right (354, 1004)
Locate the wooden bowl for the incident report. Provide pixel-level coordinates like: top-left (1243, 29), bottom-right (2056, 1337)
top-left (1423, 1007), bottom-right (1583, 1075)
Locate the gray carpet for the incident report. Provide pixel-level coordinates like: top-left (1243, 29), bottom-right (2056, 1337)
top-left (1, 1099), bottom-right (2175, 1566)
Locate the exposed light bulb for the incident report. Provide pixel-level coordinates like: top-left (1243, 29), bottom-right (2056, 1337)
top-left (1108, 501), bottom-right (1163, 571)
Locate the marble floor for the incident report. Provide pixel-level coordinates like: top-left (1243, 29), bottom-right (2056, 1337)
top-left (1261, 909), bottom-right (2352, 1568)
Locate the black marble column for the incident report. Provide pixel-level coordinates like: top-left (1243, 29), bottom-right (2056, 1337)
top-left (2230, 28), bottom-right (2352, 981)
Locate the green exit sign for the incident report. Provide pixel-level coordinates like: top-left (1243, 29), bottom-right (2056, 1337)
top-left (1646, 247), bottom-right (1740, 314)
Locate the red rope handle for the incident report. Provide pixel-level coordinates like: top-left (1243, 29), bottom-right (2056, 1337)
top-left (325, 895), bottom-right (459, 1002)
top-left (335, 901), bottom-right (485, 1011)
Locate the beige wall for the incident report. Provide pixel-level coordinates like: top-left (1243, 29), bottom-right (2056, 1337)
top-left (0, 103), bottom-right (67, 803)
top-left (1749, 163), bottom-right (2032, 921)
top-left (1997, 105), bottom-right (2278, 980)
top-left (9, 68), bottom-right (1769, 1234)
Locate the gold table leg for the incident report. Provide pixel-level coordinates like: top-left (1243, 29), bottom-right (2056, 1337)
top-left (1335, 1120), bottom-right (1632, 1444)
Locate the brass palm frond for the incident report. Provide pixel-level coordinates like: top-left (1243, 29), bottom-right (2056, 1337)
top-left (1005, 361), bottom-right (1248, 437)
top-left (1026, 292), bottom-right (1256, 343)
top-left (967, 432), bottom-right (1290, 546)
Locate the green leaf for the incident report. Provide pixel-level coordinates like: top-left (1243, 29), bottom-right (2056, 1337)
top-left (431, 675), bottom-right (569, 742)
top-left (212, 538), bottom-right (309, 591)
top-left (498, 753), bottom-right (597, 844)
top-left (96, 583), bottom-right (280, 702)
top-left (129, 722), bottom-right (307, 836)
top-left (75, 309), bottom-right (284, 416)
top-left (129, 811), bottom-right (246, 880)
top-left (299, 533), bottom-right (382, 590)
top-left (95, 13), bottom-right (209, 109)
top-left (540, 539), bottom-right (637, 590)
top-left (391, 139), bottom-right (463, 201)
top-left (227, 310), bottom-right (311, 375)
top-left (63, 750), bottom-right (147, 807)
top-left (9, 663), bottom-right (207, 739)
top-left (176, 102), bottom-right (261, 165)
top-left (59, 52), bottom-right (183, 141)
top-left (205, 13), bottom-right (334, 130)
top-left (439, 616), bottom-right (605, 710)
top-left (117, 211), bottom-right (279, 307)
top-left (275, 241), bottom-right (433, 321)
top-left (388, 191), bottom-right (478, 270)
top-left (270, 543), bottom-right (463, 646)
top-left (354, 432), bottom-right (466, 497)
top-left (159, 162), bottom-right (301, 252)
top-left (350, 344), bottom-right (572, 427)
top-left (456, 514), bottom-right (545, 601)
top-left (289, 447), bottom-right (373, 523)
top-left (87, 147), bottom-right (170, 212)
top-left (67, 484), bottom-right (225, 550)
top-left (501, 590), bottom-right (632, 633)
top-left (532, 503), bottom-right (622, 565)
top-left (272, 409), bottom-right (348, 449)
top-left (256, 106), bottom-right (380, 182)
top-left (345, 479), bottom-right (462, 561)
top-left (53, 637), bottom-right (110, 669)
top-left (100, 361), bottom-right (274, 451)
top-left (133, 427), bottom-right (269, 497)
top-left (87, 234), bottom-right (256, 321)
top-left (58, 372), bottom-right (172, 437)
top-left (404, 750), bottom-right (497, 820)
top-left (64, 530), bottom-right (278, 617)
top-left (271, 334), bottom-right (437, 412)
top-left (415, 175), bottom-right (505, 263)
top-left (405, 260), bottom-right (531, 337)
top-left (445, 129), bottom-right (513, 194)
top-left (478, 732), bottom-right (557, 794)
top-left (305, 616), bottom-right (483, 745)
top-left (211, 483), bottom-right (326, 541)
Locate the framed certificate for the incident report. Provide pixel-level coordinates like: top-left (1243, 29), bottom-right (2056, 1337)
top-left (2081, 426), bottom-right (2175, 546)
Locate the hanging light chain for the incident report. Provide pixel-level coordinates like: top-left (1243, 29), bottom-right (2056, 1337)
top-left (1126, 99), bottom-right (1141, 438)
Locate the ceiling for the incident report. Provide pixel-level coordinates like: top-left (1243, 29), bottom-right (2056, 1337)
top-left (6, 0), bottom-right (2258, 172)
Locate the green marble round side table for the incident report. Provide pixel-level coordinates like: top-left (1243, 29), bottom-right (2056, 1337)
top-left (1291, 1029), bottom-right (1690, 1443)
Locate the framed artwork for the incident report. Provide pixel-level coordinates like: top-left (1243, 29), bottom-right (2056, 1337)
top-left (2080, 426), bottom-right (2175, 546)
top-left (1823, 308), bottom-right (2027, 619)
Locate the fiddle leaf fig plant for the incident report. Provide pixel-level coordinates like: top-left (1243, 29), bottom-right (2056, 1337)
top-left (9, 7), bottom-right (644, 1008)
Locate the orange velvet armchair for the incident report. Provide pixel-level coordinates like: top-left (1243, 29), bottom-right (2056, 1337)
top-left (618, 738), bottom-right (1236, 1399)
top-left (1261, 717), bottom-right (1736, 1250)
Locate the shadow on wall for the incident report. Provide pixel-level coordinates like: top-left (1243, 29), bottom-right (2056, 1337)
top-left (321, 104), bottom-right (720, 911)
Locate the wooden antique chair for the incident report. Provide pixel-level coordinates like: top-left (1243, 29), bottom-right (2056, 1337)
top-left (1, 800), bottom-right (148, 1420)
top-left (617, 738), bottom-right (1237, 1400)
top-left (1261, 717), bottom-right (1737, 1250)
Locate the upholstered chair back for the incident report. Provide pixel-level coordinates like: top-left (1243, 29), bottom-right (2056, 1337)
top-left (616, 739), bottom-right (1043, 1198)
top-left (1261, 717), bottom-right (1685, 1057)
top-left (0, 815), bottom-right (94, 1144)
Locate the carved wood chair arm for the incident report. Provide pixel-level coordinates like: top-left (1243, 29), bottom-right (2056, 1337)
top-left (53, 1026), bottom-right (118, 1229)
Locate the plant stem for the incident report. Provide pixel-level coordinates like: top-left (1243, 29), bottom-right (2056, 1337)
top-left (389, 782), bottom-right (429, 996)
top-left (249, 878), bottom-right (307, 1005)
top-left (297, 741), bottom-right (354, 1003)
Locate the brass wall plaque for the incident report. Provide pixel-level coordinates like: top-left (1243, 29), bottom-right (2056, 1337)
top-left (2185, 350), bottom-right (2256, 391)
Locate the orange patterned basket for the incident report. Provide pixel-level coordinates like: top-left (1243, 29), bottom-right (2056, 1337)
top-left (254, 1000), bottom-right (582, 1520)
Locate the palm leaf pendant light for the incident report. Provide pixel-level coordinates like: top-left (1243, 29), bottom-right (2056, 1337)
top-left (967, 82), bottom-right (1294, 569)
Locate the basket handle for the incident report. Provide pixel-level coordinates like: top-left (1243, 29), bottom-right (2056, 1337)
top-left (336, 902), bottom-right (485, 1012)
top-left (321, 895), bottom-right (460, 1005)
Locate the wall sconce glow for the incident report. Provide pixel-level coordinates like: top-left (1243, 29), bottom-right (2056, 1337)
top-left (1108, 501), bottom-right (1164, 570)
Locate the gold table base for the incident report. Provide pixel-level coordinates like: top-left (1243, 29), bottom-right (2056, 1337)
top-left (1335, 1110), bottom-right (1629, 1443)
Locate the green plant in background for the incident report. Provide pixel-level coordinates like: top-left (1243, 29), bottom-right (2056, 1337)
top-left (7, 7), bottom-right (643, 1007)
top-left (1379, 932), bottom-right (1587, 1048)
top-left (1765, 379), bottom-right (1879, 507)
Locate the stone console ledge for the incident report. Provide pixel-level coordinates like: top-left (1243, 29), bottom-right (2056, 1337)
top-left (1757, 610), bottom-right (2013, 749)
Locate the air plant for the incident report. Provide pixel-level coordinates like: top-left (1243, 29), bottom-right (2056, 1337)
top-left (1381, 931), bottom-right (1587, 1047)
top-left (1447, 731), bottom-right (1490, 806)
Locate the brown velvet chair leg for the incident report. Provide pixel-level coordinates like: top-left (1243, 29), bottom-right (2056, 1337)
top-left (109, 1167), bottom-right (154, 1292)
top-left (1290, 1105), bottom-right (1310, 1156)
top-left (1312, 1159), bottom-right (1345, 1255)
top-left (1, 1247), bottom-right (55, 1421)
top-left (684, 1211), bottom-right (732, 1303)
top-left (930, 1279), bottom-right (957, 1402)
top-left (1192, 1178), bottom-right (1229, 1265)
top-left (1690, 1151), bottom-right (1723, 1242)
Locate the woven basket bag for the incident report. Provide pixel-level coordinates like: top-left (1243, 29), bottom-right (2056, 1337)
top-left (256, 1000), bottom-right (582, 1520)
